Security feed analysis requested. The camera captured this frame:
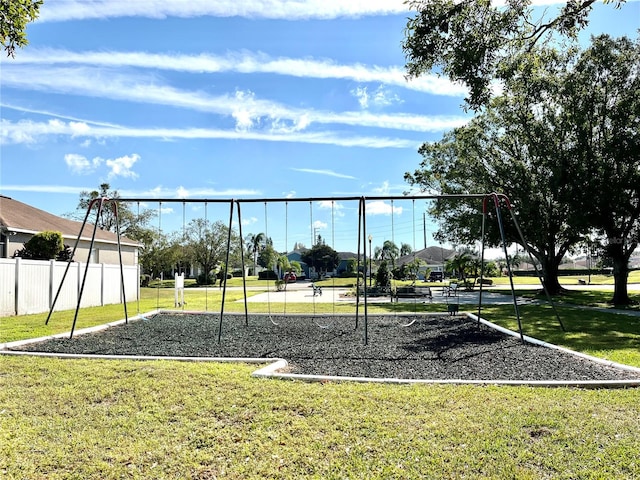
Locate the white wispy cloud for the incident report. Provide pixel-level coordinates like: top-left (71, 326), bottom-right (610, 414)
top-left (7, 49), bottom-right (468, 97)
top-left (317, 200), bottom-right (346, 217)
top-left (37, 0), bottom-right (410, 23)
top-left (0, 184), bottom-right (91, 195)
top-left (313, 220), bottom-right (328, 230)
top-left (366, 200), bottom-right (403, 216)
top-left (351, 85), bottom-right (402, 109)
top-left (106, 154), bottom-right (140, 179)
top-left (0, 118), bottom-right (420, 149)
top-left (35, 0), bottom-right (611, 23)
top-left (63, 152), bottom-right (140, 178)
top-left (122, 185), bottom-right (262, 198)
top-left (0, 66), bottom-right (469, 134)
top-left (64, 153), bottom-right (103, 175)
top-left (0, 184), bottom-right (261, 198)
top-left (292, 169), bottom-right (356, 180)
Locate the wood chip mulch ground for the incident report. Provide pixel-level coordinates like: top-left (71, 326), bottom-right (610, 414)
top-left (11, 313), bottom-right (640, 382)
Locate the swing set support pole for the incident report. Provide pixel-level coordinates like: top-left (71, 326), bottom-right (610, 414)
top-left (507, 208), bottom-right (565, 332)
top-left (487, 193), bottom-right (524, 342)
top-left (235, 200), bottom-right (249, 327)
top-left (217, 199), bottom-right (235, 343)
top-left (361, 197), bottom-right (369, 345)
top-left (45, 197), bottom-right (96, 326)
top-left (477, 201), bottom-right (487, 327)
top-left (70, 198), bottom-right (106, 339)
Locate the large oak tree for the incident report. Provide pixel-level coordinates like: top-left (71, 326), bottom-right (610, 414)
top-left (403, 0), bottom-right (626, 110)
top-left (406, 35), bottom-right (640, 301)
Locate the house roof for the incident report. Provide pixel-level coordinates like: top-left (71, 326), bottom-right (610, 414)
top-left (0, 195), bottom-right (138, 247)
top-left (397, 246), bottom-right (456, 266)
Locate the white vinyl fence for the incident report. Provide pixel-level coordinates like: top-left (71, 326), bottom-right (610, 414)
top-left (0, 258), bottom-right (139, 317)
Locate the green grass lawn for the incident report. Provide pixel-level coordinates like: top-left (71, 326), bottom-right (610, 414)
top-left (2, 285), bottom-right (640, 478)
top-left (1, 356), bottom-right (639, 479)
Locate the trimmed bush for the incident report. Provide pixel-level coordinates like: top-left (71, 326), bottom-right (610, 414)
top-left (14, 230), bottom-right (64, 260)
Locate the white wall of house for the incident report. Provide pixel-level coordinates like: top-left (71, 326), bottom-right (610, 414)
top-left (5, 232), bottom-right (138, 265)
top-left (0, 257), bottom-right (139, 317)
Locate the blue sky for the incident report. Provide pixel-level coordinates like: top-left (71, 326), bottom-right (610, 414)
top-left (1, 0), bottom-right (639, 254)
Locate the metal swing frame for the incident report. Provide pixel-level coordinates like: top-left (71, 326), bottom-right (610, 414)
top-left (47, 193), bottom-right (562, 345)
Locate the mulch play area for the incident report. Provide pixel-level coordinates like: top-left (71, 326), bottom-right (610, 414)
top-left (9, 313), bottom-right (640, 383)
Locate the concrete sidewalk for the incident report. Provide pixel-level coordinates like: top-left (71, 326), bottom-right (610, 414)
top-left (241, 284), bottom-right (527, 305)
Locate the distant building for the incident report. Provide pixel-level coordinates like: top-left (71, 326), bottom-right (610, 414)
top-left (0, 195), bottom-right (139, 265)
top-left (396, 246), bottom-right (456, 280)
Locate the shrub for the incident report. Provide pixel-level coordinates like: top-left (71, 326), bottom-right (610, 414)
top-left (14, 231), bottom-right (64, 260)
top-left (258, 270), bottom-right (278, 280)
top-left (197, 272), bottom-right (216, 286)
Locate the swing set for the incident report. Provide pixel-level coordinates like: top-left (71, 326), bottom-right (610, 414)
top-left (45, 193), bottom-right (563, 345)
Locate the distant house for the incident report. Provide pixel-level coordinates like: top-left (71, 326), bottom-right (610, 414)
top-left (0, 195), bottom-right (139, 265)
top-left (286, 248), bottom-right (363, 279)
top-left (396, 246), bottom-right (456, 280)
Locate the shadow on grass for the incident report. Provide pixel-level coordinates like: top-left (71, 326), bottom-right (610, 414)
top-left (482, 304), bottom-right (640, 356)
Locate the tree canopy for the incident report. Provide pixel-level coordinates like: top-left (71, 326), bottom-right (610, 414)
top-left (562, 35), bottom-right (640, 303)
top-left (1, 0), bottom-right (42, 57)
top-left (403, 0), bottom-right (625, 109)
top-left (183, 219), bottom-right (240, 284)
top-left (406, 34), bottom-right (640, 300)
top-left (70, 183), bottom-right (156, 239)
top-left (301, 243), bottom-right (340, 276)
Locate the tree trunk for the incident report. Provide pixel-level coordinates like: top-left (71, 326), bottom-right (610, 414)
top-left (539, 257), bottom-right (562, 295)
top-left (609, 243), bottom-right (631, 305)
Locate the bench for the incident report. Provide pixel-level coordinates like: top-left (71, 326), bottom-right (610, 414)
top-left (442, 283), bottom-right (459, 297)
top-left (394, 286), bottom-right (433, 301)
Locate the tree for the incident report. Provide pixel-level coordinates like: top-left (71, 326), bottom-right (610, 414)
top-left (257, 243), bottom-right (279, 270)
top-left (400, 242), bottom-right (412, 257)
top-left (374, 240), bottom-right (400, 268)
top-left (183, 219), bottom-right (240, 285)
top-left (405, 46), bottom-right (587, 294)
top-left (14, 230), bottom-right (65, 260)
top-left (375, 259), bottom-right (392, 289)
top-left (445, 251), bottom-right (475, 283)
top-left (406, 34), bottom-right (640, 301)
top-left (70, 183), bottom-right (156, 240)
top-left (245, 232), bottom-right (266, 275)
top-left (301, 243), bottom-right (340, 277)
top-left (402, 257), bottom-right (425, 281)
top-left (138, 230), bottom-right (181, 280)
top-left (563, 35), bottom-right (640, 304)
top-left (1, 0), bottom-right (42, 57)
top-left (403, 0), bottom-right (625, 109)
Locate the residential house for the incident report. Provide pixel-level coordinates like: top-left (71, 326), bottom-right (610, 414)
top-left (0, 195), bottom-right (139, 265)
top-left (396, 246), bottom-right (456, 280)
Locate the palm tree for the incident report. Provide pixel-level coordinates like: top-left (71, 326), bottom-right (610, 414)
top-left (380, 240), bottom-right (400, 269)
top-left (245, 232), bottom-right (265, 275)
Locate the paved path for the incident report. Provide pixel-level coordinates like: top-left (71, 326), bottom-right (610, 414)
top-left (241, 283), bottom-right (531, 305)
top-left (235, 281), bottom-right (640, 316)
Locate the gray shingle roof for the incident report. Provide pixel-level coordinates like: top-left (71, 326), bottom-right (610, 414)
top-left (397, 246), bottom-right (455, 266)
top-left (0, 195), bottom-right (138, 246)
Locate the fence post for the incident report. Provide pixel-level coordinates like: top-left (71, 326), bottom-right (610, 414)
top-left (14, 257), bottom-right (20, 316)
top-left (49, 260), bottom-right (55, 310)
top-left (101, 263), bottom-right (106, 306)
